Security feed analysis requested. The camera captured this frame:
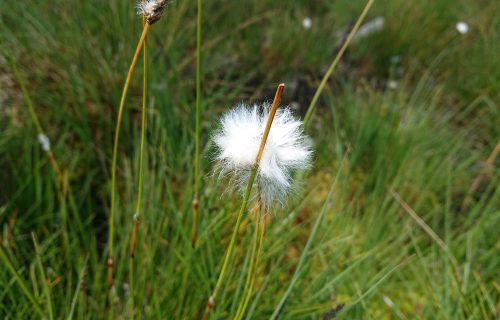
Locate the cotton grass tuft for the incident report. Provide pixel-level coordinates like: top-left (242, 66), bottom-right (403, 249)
top-left (137, 0), bottom-right (169, 24)
top-left (214, 103), bottom-right (313, 207)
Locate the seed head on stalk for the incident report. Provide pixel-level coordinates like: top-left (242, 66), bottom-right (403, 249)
top-left (137, 0), bottom-right (170, 25)
top-left (214, 103), bottom-right (313, 207)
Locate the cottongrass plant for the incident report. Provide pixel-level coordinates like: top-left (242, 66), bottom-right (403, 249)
top-left (202, 84), bottom-right (313, 319)
top-left (128, 15), bottom-right (149, 320)
top-left (107, 0), bottom-right (169, 314)
top-left (137, 0), bottom-right (170, 25)
top-left (213, 103), bottom-right (313, 208)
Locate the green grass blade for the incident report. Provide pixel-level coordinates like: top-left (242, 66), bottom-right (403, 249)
top-left (271, 154), bottom-right (347, 319)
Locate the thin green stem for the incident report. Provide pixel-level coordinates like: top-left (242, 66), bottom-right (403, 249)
top-left (0, 245), bottom-right (44, 317)
top-left (128, 258), bottom-right (135, 320)
top-left (108, 22), bottom-right (150, 289)
top-left (202, 167), bottom-right (258, 319)
top-left (129, 21), bottom-right (148, 319)
top-left (68, 256), bottom-right (89, 320)
top-left (234, 207), bottom-right (262, 320)
top-left (271, 153), bottom-right (347, 319)
top-left (135, 29), bottom-right (148, 226)
top-left (302, 0), bottom-right (375, 129)
top-left (31, 233), bottom-right (54, 320)
top-left (192, 0), bottom-right (203, 248)
top-left (11, 59), bottom-right (63, 178)
top-left (11, 62), bottom-right (43, 134)
top-left (10, 65), bottom-right (87, 251)
top-left (236, 214), bottom-right (267, 320)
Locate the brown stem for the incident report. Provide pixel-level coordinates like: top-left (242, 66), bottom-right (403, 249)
top-left (107, 258), bottom-right (114, 288)
top-left (47, 151), bottom-right (62, 181)
top-left (191, 197), bottom-right (199, 248)
top-left (130, 218), bottom-right (141, 258)
top-left (256, 84), bottom-right (284, 163)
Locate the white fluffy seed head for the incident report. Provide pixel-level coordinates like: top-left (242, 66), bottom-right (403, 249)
top-left (37, 133), bottom-right (51, 152)
top-left (456, 21), bottom-right (469, 34)
top-left (136, 0), bottom-right (169, 25)
top-left (213, 103), bottom-right (313, 207)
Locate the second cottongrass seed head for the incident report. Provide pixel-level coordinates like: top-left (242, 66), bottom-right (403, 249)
top-left (214, 103), bottom-right (313, 208)
top-left (137, 0), bottom-right (170, 24)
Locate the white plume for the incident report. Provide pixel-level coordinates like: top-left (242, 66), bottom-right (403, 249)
top-left (136, 0), bottom-right (169, 24)
top-left (37, 133), bottom-right (51, 152)
top-left (213, 103), bottom-right (313, 207)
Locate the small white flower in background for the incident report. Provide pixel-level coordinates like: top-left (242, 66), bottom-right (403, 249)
top-left (456, 21), bottom-right (469, 34)
top-left (302, 17), bottom-right (312, 29)
top-left (388, 80), bottom-right (398, 90)
top-left (214, 104), bottom-right (313, 207)
top-left (383, 296), bottom-right (395, 308)
top-left (137, 0), bottom-right (169, 24)
top-left (37, 133), bottom-right (51, 152)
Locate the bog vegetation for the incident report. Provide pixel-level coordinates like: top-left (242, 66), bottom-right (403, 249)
top-left (0, 0), bottom-right (499, 319)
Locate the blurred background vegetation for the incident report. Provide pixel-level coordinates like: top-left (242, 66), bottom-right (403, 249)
top-left (0, 0), bottom-right (499, 319)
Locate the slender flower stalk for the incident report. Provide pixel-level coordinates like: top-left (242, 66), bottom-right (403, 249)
top-left (108, 21), bottom-right (150, 290)
top-left (233, 205), bottom-right (264, 320)
top-left (302, 0), bottom-right (375, 129)
top-left (270, 153), bottom-right (348, 319)
top-left (0, 245), bottom-right (44, 317)
top-left (130, 22), bottom-right (148, 260)
top-left (128, 17), bottom-right (148, 319)
top-left (192, 0), bottom-right (203, 249)
top-left (31, 233), bottom-right (54, 320)
top-left (234, 221), bottom-right (267, 319)
top-left (108, 0), bottom-right (169, 294)
top-left (202, 84), bottom-right (286, 319)
top-left (209, 84), bottom-right (312, 319)
top-left (11, 62), bottom-right (62, 179)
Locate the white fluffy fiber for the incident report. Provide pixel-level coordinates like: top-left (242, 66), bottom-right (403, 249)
top-left (214, 103), bottom-right (313, 207)
top-left (136, 0), bottom-right (168, 24)
top-left (136, 0), bottom-right (156, 16)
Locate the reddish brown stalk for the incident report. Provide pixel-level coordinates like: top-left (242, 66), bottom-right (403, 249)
top-left (129, 218), bottom-right (141, 258)
top-left (47, 151), bottom-right (62, 180)
top-left (191, 198), bottom-right (199, 248)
